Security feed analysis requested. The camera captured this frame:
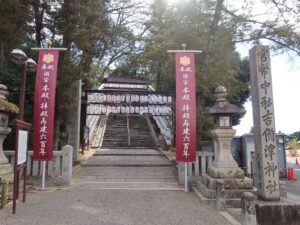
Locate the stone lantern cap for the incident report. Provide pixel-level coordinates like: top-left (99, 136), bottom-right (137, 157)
top-left (207, 86), bottom-right (245, 115)
top-left (0, 84), bottom-right (19, 114)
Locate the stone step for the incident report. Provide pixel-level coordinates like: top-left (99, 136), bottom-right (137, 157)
top-left (100, 115), bottom-right (155, 148)
top-left (81, 163), bottom-right (173, 167)
top-left (76, 170), bottom-right (176, 177)
top-left (74, 181), bottom-right (181, 190)
top-left (77, 166), bottom-right (176, 173)
top-left (76, 175), bottom-right (177, 181)
top-left (76, 143), bottom-right (178, 190)
top-left (94, 153), bottom-right (164, 156)
top-left (98, 146), bottom-right (156, 149)
top-left (84, 154), bottom-right (171, 161)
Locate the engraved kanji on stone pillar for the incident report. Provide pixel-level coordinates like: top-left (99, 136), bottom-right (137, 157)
top-left (249, 45), bottom-right (280, 200)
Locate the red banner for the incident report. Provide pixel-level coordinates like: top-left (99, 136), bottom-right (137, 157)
top-left (33, 50), bottom-right (59, 161)
top-left (175, 52), bottom-right (196, 162)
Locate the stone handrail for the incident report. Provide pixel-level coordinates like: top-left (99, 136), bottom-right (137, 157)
top-left (4, 145), bottom-right (73, 184)
top-left (153, 116), bottom-right (172, 145)
top-left (127, 114), bottom-right (130, 147)
top-left (178, 151), bottom-right (215, 184)
top-left (91, 115), bottom-right (107, 148)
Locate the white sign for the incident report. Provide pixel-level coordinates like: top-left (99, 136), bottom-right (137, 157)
top-left (17, 130), bottom-right (28, 165)
top-left (219, 116), bottom-right (230, 127)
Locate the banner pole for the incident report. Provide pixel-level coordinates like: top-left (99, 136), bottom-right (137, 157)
top-left (167, 46), bottom-right (200, 192)
top-left (184, 162), bottom-right (188, 192)
top-left (42, 161), bottom-right (46, 189)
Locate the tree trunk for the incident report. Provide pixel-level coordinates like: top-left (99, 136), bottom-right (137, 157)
top-left (201, 0), bottom-right (224, 77)
top-left (0, 41), bottom-right (4, 65)
top-left (156, 63), bottom-right (162, 90)
top-left (32, 1), bottom-right (44, 47)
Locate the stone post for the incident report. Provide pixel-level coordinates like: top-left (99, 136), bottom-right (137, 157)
top-left (216, 180), bottom-right (226, 211)
top-left (279, 181), bottom-right (287, 198)
top-left (62, 145), bottom-right (73, 184)
top-left (241, 192), bottom-right (256, 225)
top-left (177, 162), bottom-right (185, 185)
top-left (249, 45), bottom-right (280, 200)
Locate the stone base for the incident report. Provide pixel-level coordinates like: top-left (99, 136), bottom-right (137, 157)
top-left (202, 174), bottom-right (253, 190)
top-left (0, 163), bottom-right (13, 180)
top-left (208, 166), bottom-right (245, 179)
top-left (196, 174), bottom-right (255, 208)
top-left (255, 200), bottom-right (300, 225)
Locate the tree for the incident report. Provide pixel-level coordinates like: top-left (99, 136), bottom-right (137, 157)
top-left (1, 0), bottom-right (300, 147)
top-left (0, 0), bottom-right (30, 64)
top-left (224, 0), bottom-right (300, 56)
top-left (113, 0), bottom-right (251, 141)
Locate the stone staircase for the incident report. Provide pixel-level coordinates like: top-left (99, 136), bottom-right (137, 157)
top-left (77, 148), bottom-right (180, 190)
top-left (102, 115), bottom-right (128, 147)
top-left (101, 115), bottom-right (155, 148)
top-left (129, 116), bottom-right (155, 148)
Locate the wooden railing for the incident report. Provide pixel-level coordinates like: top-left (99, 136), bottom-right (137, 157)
top-left (5, 151), bottom-right (63, 177)
top-left (178, 151), bottom-right (215, 184)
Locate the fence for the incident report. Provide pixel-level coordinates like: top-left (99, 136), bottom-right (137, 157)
top-left (178, 151), bottom-right (215, 184)
top-left (4, 145), bottom-right (73, 181)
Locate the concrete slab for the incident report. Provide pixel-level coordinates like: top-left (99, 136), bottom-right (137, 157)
top-left (0, 188), bottom-right (234, 225)
top-left (0, 147), bottom-right (238, 225)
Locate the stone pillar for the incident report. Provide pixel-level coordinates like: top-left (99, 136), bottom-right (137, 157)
top-left (249, 45), bottom-right (280, 200)
top-left (62, 145), bottom-right (73, 184)
top-left (247, 44), bottom-right (300, 225)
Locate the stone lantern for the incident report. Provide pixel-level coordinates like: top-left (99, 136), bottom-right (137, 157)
top-left (207, 86), bottom-right (245, 178)
top-left (0, 84), bottom-right (19, 180)
top-left (197, 86), bottom-right (253, 209)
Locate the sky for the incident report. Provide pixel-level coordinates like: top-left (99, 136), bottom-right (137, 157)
top-left (234, 44), bottom-right (300, 135)
top-left (223, 0), bottom-right (300, 136)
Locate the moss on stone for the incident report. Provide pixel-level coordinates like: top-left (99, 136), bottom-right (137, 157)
top-left (0, 99), bottom-right (19, 114)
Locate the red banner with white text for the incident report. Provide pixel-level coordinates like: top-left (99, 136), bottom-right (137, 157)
top-left (175, 53), bottom-right (196, 162)
top-left (33, 50), bottom-right (59, 161)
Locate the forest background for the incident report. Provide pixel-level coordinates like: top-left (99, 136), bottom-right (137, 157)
top-left (0, 0), bottom-right (299, 149)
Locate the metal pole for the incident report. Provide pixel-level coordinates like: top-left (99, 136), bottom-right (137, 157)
top-left (16, 66), bottom-right (27, 198)
top-left (184, 162), bottom-right (188, 192)
top-left (19, 63), bottom-right (27, 120)
top-left (42, 161), bottom-right (46, 189)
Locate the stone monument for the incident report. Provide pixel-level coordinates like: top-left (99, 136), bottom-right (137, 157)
top-left (197, 86), bottom-right (254, 208)
top-left (0, 84), bottom-right (19, 180)
top-left (250, 45), bottom-right (280, 200)
top-left (248, 45), bottom-right (300, 225)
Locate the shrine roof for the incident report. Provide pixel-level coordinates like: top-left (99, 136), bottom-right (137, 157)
top-left (103, 74), bottom-right (148, 85)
